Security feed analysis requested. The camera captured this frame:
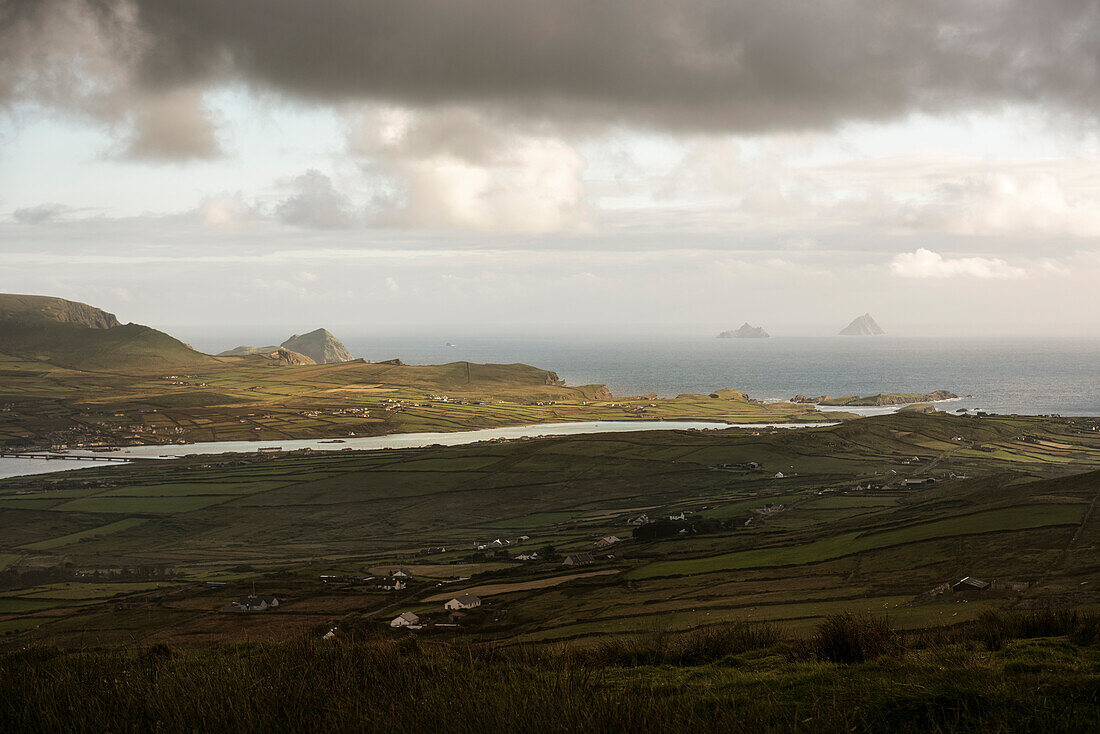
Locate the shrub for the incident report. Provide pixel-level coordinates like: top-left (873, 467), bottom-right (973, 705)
top-left (810, 612), bottom-right (901, 663)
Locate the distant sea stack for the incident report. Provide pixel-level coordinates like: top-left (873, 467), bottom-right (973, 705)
top-left (839, 313), bottom-right (884, 336)
top-left (279, 329), bottom-right (353, 364)
top-left (718, 323), bottom-right (770, 339)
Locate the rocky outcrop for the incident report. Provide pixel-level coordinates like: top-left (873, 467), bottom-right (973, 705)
top-left (793, 390), bottom-right (958, 406)
top-left (280, 329), bottom-right (354, 364)
top-left (839, 313), bottom-right (884, 336)
top-left (220, 329), bottom-right (355, 364)
top-left (718, 323), bottom-right (770, 338)
top-left (218, 345), bottom-right (282, 357)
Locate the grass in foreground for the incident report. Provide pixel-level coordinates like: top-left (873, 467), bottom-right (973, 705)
top-left (2, 612), bottom-right (1097, 733)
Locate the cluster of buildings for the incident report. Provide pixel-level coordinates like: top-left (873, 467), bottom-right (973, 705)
top-left (230, 595), bottom-right (281, 612)
top-left (474, 536), bottom-right (530, 551)
top-left (919, 576), bottom-right (1031, 601)
top-left (391, 593), bottom-right (483, 629)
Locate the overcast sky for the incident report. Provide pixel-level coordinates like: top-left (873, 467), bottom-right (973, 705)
top-left (2, 0), bottom-right (1099, 337)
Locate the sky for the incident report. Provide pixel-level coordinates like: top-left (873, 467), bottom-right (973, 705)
top-left (2, 0), bottom-right (1099, 337)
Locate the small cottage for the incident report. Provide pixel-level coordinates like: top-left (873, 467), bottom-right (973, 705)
top-left (390, 612), bottom-right (420, 628)
top-left (952, 576), bottom-right (989, 592)
top-left (444, 594), bottom-right (482, 611)
top-left (562, 553), bottom-right (595, 567)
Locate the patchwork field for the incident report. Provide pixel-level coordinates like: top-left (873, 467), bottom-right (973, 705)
top-left (1, 411), bottom-right (1098, 649)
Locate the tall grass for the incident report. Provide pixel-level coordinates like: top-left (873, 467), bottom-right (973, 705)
top-left (805, 612), bottom-right (902, 663)
top-left (1, 615), bottom-right (1097, 733)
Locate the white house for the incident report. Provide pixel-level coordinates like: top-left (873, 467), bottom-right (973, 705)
top-left (594, 536), bottom-right (621, 548)
top-left (444, 594), bottom-right (482, 610)
top-left (515, 551), bottom-right (539, 561)
top-left (390, 611), bottom-right (420, 628)
top-left (391, 568), bottom-right (414, 579)
top-left (669, 511), bottom-right (686, 521)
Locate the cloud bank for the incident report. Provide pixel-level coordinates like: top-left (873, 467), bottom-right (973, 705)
top-left (6, 0), bottom-right (1100, 138)
top-left (890, 248), bottom-right (1028, 280)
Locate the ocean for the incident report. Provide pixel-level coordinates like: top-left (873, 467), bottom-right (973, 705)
top-left (174, 329), bottom-right (1100, 417)
top-left (327, 335), bottom-right (1100, 417)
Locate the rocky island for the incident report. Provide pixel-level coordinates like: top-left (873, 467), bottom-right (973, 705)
top-left (839, 313), bottom-right (884, 336)
top-left (718, 323), bottom-right (770, 339)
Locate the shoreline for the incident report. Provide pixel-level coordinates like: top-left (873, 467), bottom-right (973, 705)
top-left (0, 420), bottom-right (839, 479)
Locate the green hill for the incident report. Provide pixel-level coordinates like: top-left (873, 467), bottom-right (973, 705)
top-left (0, 293), bottom-right (216, 372)
top-left (0, 293), bottom-right (121, 329)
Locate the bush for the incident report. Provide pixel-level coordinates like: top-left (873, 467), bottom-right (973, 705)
top-left (577, 621), bottom-right (782, 667)
top-left (970, 609), bottom-right (1099, 650)
top-left (810, 613), bottom-right (901, 663)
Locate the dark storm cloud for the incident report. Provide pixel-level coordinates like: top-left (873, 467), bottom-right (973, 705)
top-left (5, 1), bottom-right (1100, 132)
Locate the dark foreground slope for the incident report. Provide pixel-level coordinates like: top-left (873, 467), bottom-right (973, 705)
top-left (2, 616), bottom-right (1097, 733)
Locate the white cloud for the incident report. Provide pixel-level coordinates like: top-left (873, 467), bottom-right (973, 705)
top-left (385, 276), bottom-right (399, 292)
top-left (200, 194), bottom-right (256, 230)
top-left (347, 106), bottom-right (588, 233)
top-left (890, 248), bottom-right (1028, 280)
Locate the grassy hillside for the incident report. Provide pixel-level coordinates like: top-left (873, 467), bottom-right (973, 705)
top-left (0, 293), bottom-right (121, 329)
top-left (0, 322), bottom-right (218, 372)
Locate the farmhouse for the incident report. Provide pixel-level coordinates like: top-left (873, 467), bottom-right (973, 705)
top-left (627, 514), bottom-right (649, 525)
top-left (390, 612), bottom-right (420, 628)
top-left (594, 536), bottom-right (621, 548)
top-left (952, 576), bottom-right (990, 592)
top-left (391, 568), bottom-right (414, 579)
top-left (233, 595), bottom-right (280, 611)
top-left (903, 478), bottom-right (936, 487)
top-left (562, 553), bottom-right (595, 567)
top-left (515, 551), bottom-right (539, 561)
top-left (444, 594), bottom-right (482, 610)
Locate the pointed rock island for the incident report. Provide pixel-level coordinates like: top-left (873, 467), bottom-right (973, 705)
top-left (839, 313), bottom-right (884, 336)
top-left (718, 323), bottom-right (770, 339)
